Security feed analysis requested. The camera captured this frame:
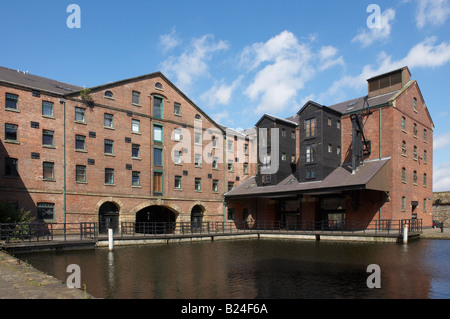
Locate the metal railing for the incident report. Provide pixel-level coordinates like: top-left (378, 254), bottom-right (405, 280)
top-left (0, 219), bottom-right (422, 243)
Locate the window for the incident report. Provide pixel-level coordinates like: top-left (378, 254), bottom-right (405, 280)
top-left (4, 158), bottom-right (18, 177)
top-left (424, 129), bottom-right (427, 142)
top-left (173, 128), bottom-right (181, 141)
top-left (132, 119), bottom-right (140, 133)
top-left (76, 165), bottom-right (86, 182)
top-left (423, 199), bottom-right (427, 212)
top-left (104, 91), bottom-right (114, 98)
top-left (155, 82), bottom-right (163, 90)
top-left (105, 168), bottom-right (115, 185)
top-left (37, 203), bottom-right (54, 220)
top-left (423, 173), bottom-right (427, 187)
top-left (153, 124), bottom-right (162, 141)
top-left (153, 171), bottom-right (163, 193)
top-left (42, 130), bottom-right (54, 147)
top-left (413, 123), bottom-right (418, 137)
top-left (228, 140), bottom-right (233, 151)
top-left (281, 128), bottom-right (286, 137)
top-left (262, 174), bottom-right (271, 185)
top-left (305, 118), bottom-right (316, 137)
top-left (104, 113), bottom-right (114, 128)
top-left (306, 144), bottom-right (316, 163)
top-left (212, 136), bottom-right (218, 148)
top-left (5, 93), bottom-right (18, 110)
top-left (413, 98), bottom-right (417, 112)
top-left (306, 169), bottom-right (316, 179)
top-left (328, 144), bottom-right (332, 153)
top-left (195, 178), bottom-right (201, 192)
top-left (228, 182), bottom-right (234, 191)
top-left (195, 153), bottom-right (202, 167)
top-left (401, 196), bottom-right (406, 211)
top-left (212, 157), bottom-right (218, 169)
top-left (174, 150), bottom-right (182, 165)
top-left (75, 107), bottom-right (85, 122)
top-left (402, 141), bottom-right (406, 156)
top-left (132, 144), bottom-right (140, 158)
top-left (291, 154), bottom-right (296, 163)
top-left (328, 117), bottom-right (332, 126)
top-left (42, 101), bottom-right (54, 117)
top-left (154, 148), bottom-right (163, 166)
top-left (75, 135), bottom-right (86, 151)
top-left (132, 171), bottom-right (141, 187)
top-left (281, 153), bottom-right (286, 161)
top-left (337, 146), bottom-right (341, 155)
top-left (291, 130), bottom-right (296, 139)
top-left (195, 132), bottom-right (201, 145)
top-left (413, 146), bottom-right (418, 160)
top-left (227, 208), bottom-right (236, 221)
top-left (244, 163), bottom-right (249, 175)
top-left (43, 162), bottom-right (54, 180)
top-left (212, 180), bottom-right (219, 192)
top-left (402, 117), bottom-right (406, 131)
top-left (104, 139), bottom-right (114, 155)
top-left (174, 176), bottom-right (182, 190)
top-left (402, 167), bottom-right (406, 183)
top-left (174, 102), bottom-right (181, 115)
top-left (337, 120), bottom-right (341, 129)
top-left (5, 124), bottom-right (18, 141)
top-left (153, 96), bottom-right (163, 119)
top-left (424, 150), bottom-right (427, 164)
top-left (132, 91), bottom-right (141, 105)
top-left (228, 160), bottom-right (233, 172)
top-left (413, 170), bottom-right (417, 184)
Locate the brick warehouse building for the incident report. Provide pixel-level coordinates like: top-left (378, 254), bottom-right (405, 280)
top-left (0, 66), bottom-right (256, 232)
top-left (225, 67), bottom-right (434, 229)
top-left (0, 65), bottom-right (434, 230)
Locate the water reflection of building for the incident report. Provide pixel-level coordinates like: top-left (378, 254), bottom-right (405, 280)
top-left (225, 67), bottom-right (434, 228)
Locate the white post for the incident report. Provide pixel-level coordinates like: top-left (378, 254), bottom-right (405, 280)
top-left (108, 228), bottom-right (114, 251)
top-left (403, 224), bottom-right (408, 244)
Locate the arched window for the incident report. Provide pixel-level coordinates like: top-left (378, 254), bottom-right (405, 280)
top-left (402, 167), bottom-right (406, 183)
top-left (104, 90), bottom-right (114, 98)
top-left (155, 82), bottom-right (163, 90)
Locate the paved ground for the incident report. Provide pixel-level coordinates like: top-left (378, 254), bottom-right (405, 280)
top-left (420, 227), bottom-right (450, 239)
top-left (0, 251), bottom-right (92, 299)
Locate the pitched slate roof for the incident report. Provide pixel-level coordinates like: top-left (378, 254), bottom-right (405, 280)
top-left (327, 90), bottom-right (399, 115)
top-left (0, 66), bottom-right (82, 95)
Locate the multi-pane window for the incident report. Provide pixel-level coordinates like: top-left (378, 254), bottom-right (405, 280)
top-left (423, 173), bottom-right (427, 187)
top-left (132, 91), bottom-right (141, 105)
top-left (75, 107), bottom-right (85, 122)
top-left (212, 180), bottom-right (219, 192)
top-left (43, 162), bottom-right (54, 180)
top-left (413, 123), bottom-right (417, 137)
top-left (5, 93), bottom-right (18, 110)
top-left (281, 153), bottom-right (286, 161)
top-left (132, 171), bottom-right (141, 187)
top-left (174, 150), bottom-right (182, 165)
top-left (132, 144), bottom-right (140, 158)
top-left (174, 102), bottom-right (181, 116)
top-left (337, 120), bottom-right (341, 129)
top-left (328, 144), bottom-right (332, 153)
top-left (194, 132), bottom-right (202, 145)
top-left (104, 91), bottom-right (114, 99)
top-left (174, 176), bottom-right (182, 190)
top-left (42, 130), bottom-right (54, 147)
top-left (104, 113), bottom-right (114, 128)
top-left (132, 119), bottom-right (140, 133)
top-left (153, 96), bottom-right (163, 119)
top-left (228, 140), bottom-right (233, 152)
top-left (413, 98), bottom-right (417, 112)
top-left (195, 178), bottom-right (201, 192)
top-left (228, 160), bottom-right (233, 171)
top-left (306, 144), bottom-right (316, 163)
top-left (153, 125), bottom-right (162, 141)
top-left (402, 141), bottom-right (406, 156)
top-left (5, 124), bottom-right (18, 141)
top-left (401, 196), bottom-right (406, 211)
top-left (424, 129), bottom-right (427, 142)
top-left (37, 203), bottom-right (54, 220)
top-left (291, 154), bottom-right (296, 163)
top-left (413, 170), bottom-right (417, 184)
top-left (424, 150), bottom-right (427, 164)
top-left (402, 117), bottom-right (406, 131)
top-left (75, 135), bottom-right (86, 150)
top-left (228, 182), bottom-right (234, 191)
top-left (402, 167), bottom-right (406, 183)
top-left (154, 148), bottom-right (163, 166)
top-left (212, 136), bottom-right (218, 148)
top-left (305, 118), bottom-right (316, 137)
top-left (42, 101), bottom-right (54, 117)
top-left (281, 128), bottom-right (286, 137)
top-left (244, 143), bottom-right (249, 155)
top-left (173, 128), bottom-right (181, 141)
top-left (153, 171), bottom-right (163, 193)
top-left (76, 165), bottom-right (86, 182)
top-left (306, 169), bottom-right (316, 179)
top-left (244, 163), bottom-right (249, 175)
top-left (104, 139), bottom-right (114, 155)
top-left (195, 154), bottom-right (202, 167)
top-left (4, 158), bottom-right (18, 177)
top-left (105, 168), bottom-right (115, 185)
top-left (291, 130), bottom-right (296, 139)
top-left (423, 199), bottom-right (427, 212)
top-left (212, 157), bottom-right (218, 169)
top-left (413, 146), bottom-right (418, 160)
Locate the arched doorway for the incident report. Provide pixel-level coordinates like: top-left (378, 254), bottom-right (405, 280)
top-left (191, 205), bottom-right (204, 232)
top-left (135, 205), bottom-right (176, 234)
top-left (99, 202), bottom-right (119, 234)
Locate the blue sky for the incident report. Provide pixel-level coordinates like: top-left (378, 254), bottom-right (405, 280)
top-left (1, 0), bottom-right (450, 190)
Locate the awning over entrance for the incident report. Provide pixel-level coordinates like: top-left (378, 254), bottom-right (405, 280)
top-left (225, 158), bottom-right (390, 199)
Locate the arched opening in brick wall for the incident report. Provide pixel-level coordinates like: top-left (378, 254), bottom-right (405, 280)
top-left (135, 205), bottom-right (176, 234)
top-left (99, 202), bottom-right (119, 234)
top-left (191, 205), bottom-right (205, 232)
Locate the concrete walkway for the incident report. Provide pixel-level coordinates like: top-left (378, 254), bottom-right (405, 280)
top-left (0, 251), bottom-right (92, 299)
top-left (420, 227), bottom-right (450, 239)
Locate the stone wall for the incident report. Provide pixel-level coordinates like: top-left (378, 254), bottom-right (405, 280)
top-left (433, 192), bottom-right (450, 227)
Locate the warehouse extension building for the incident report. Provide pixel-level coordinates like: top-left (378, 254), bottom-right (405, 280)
top-left (0, 65), bottom-right (434, 231)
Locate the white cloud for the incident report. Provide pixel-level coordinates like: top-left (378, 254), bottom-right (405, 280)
top-left (434, 161), bottom-right (450, 191)
top-left (434, 133), bottom-right (450, 150)
top-left (352, 8), bottom-right (396, 48)
top-left (160, 34), bottom-right (229, 91)
top-left (416, 0), bottom-right (450, 28)
top-left (200, 76), bottom-right (243, 107)
top-left (211, 110), bottom-right (231, 124)
top-left (318, 46), bottom-right (345, 71)
top-left (159, 27), bottom-right (180, 53)
top-left (240, 30), bottom-right (315, 114)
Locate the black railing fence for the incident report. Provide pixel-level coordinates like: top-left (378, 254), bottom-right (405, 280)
top-left (0, 219), bottom-right (422, 243)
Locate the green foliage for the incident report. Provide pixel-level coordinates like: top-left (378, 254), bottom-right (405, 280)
top-left (0, 203), bottom-right (34, 224)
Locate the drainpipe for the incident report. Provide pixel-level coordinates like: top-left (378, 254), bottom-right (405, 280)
top-left (61, 98), bottom-right (67, 225)
top-left (378, 108), bottom-right (382, 220)
top-left (223, 135), bottom-right (227, 222)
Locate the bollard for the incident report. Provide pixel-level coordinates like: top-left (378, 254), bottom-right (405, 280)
top-left (403, 224), bottom-right (408, 244)
top-left (441, 223), bottom-right (444, 233)
top-left (108, 228), bottom-right (114, 251)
